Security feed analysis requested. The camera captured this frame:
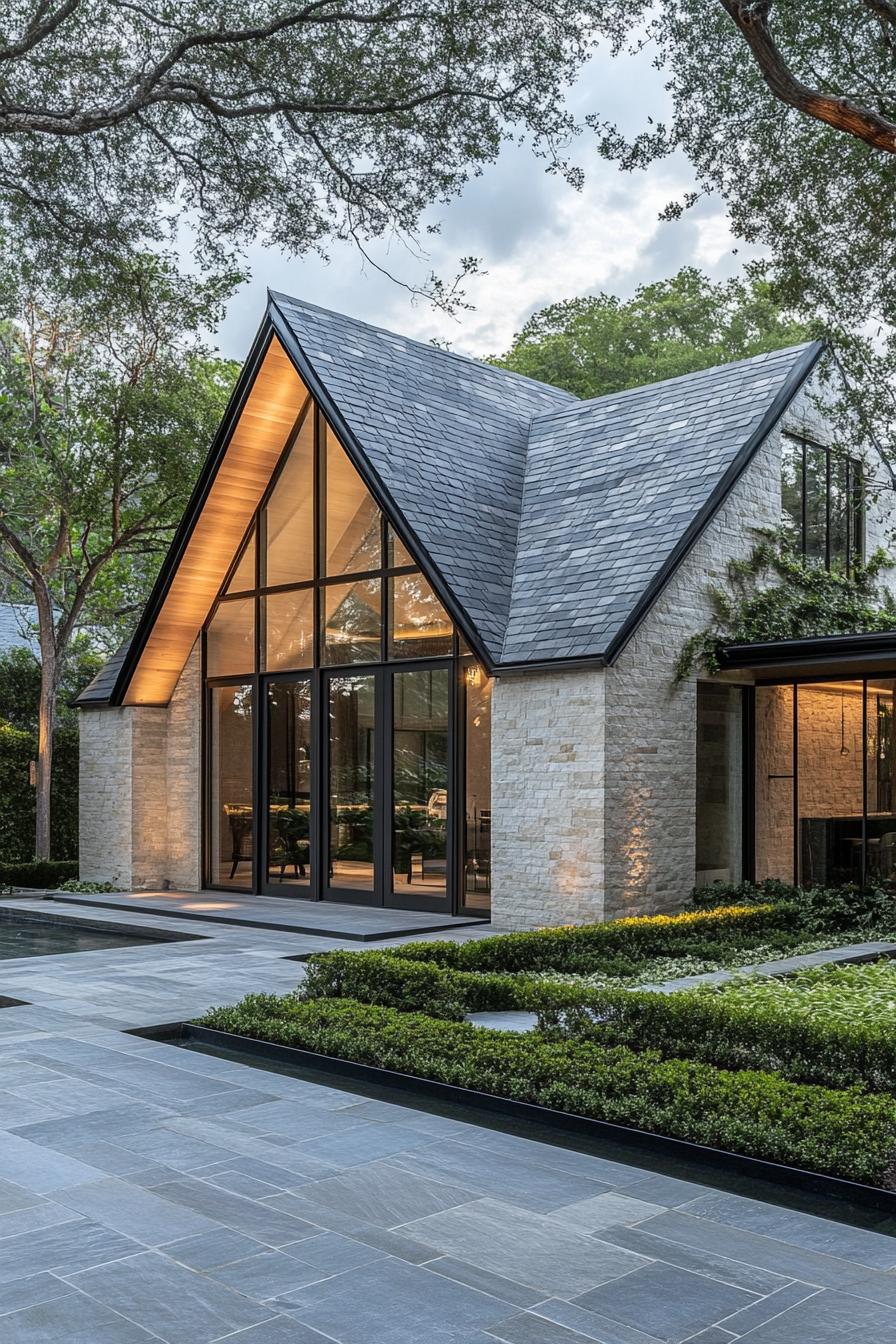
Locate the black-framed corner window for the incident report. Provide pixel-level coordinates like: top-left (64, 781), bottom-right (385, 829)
top-left (781, 435), bottom-right (865, 574)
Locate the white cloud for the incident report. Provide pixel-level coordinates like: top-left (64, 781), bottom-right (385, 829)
top-left (212, 44), bottom-right (758, 363)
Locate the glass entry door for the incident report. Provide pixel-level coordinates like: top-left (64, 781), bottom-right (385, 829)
top-left (264, 677), bottom-right (313, 893)
top-left (326, 673), bottom-right (378, 899)
top-left (323, 665), bottom-right (452, 910)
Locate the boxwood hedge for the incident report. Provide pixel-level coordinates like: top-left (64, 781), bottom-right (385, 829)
top-left (302, 944), bottom-right (896, 1095)
top-left (195, 994), bottom-right (896, 1187)
top-left (384, 903), bottom-right (799, 974)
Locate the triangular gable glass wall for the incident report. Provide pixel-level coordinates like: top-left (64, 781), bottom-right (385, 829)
top-left (203, 394), bottom-right (490, 916)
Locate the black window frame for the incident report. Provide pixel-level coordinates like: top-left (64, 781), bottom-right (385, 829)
top-left (782, 434), bottom-right (865, 575)
top-left (199, 397), bottom-right (490, 916)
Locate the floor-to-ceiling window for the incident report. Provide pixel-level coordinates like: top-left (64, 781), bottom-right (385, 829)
top-left (695, 684), bottom-right (744, 888)
top-left (202, 391), bottom-right (491, 914)
top-left (753, 675), bottom-right (896, 888)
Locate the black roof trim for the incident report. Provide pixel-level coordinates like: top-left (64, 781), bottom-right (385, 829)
top-left (602, 339), bottom-right (827, 667)
top-left (720, 629), bottom-right (896, 670)
top-left (100, 317), bottom-right (278, 706)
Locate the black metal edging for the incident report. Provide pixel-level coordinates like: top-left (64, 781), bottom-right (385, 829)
top-left (179, 1022), bottom-right (896, 1218)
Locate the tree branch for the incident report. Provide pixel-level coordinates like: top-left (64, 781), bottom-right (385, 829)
top-left (718, 0), bottom-right (896, 153)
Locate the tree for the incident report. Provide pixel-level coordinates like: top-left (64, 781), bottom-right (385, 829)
top-left (0, 644), bottom-right (102, 860)
top-left (591, 2), bottom-right (896, 441)
top-left (0, 253), bottom-right (238, 858)
top-left (491, 269), bottom-right (813, 399)
top-left (0, 0), bottom-right (600, 300)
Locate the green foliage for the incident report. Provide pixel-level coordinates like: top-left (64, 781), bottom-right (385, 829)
top-left (491, 269), bottom-right (812, 398)
top-left (55, 880), bottom-right (116, 893)
top-left (690, 879), bottom-right (896, 936)
top-left (385, 904), bottom-right (798, 974)
top-left (591, 2), bottom-right (896, 454)
top-left (0, 648), bottom-right (102, 861)
top-left (542, 958), bottom-right (896, 1096)
top-left (0, 1), bottom-right (598, 306)
top-left (0, 859), bottom-right (77, 889)
top-left (195, 994), bottom-right (896, 1187)
top-left (676, 532), bottom-right (896, 681)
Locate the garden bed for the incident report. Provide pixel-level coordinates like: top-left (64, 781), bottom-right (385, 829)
top-left (194, 883), bottom-right (896, 1195)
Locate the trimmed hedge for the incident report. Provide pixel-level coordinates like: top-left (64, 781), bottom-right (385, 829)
top-left (691, 879), bottom-right (896, 934)
top-left (385, 904), bottom-right (799, 974)
top-left (0, 859), bottom-right (78, 889)
top-left (538, 984), bottom-right (896, 1095)
top-left (195, 994), bottom-right (896, 1187)
top-left (303, 941), bottom-right (896, 1096)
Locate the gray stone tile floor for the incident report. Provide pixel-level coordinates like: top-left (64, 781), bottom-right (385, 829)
top-left (0, 896), bottom-right (894, 1340)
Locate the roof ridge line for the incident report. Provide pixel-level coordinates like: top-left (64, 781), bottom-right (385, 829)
top-left (267, 290), bottom-right (577, 405)
top-left (528, 340), bottom-right (820, 429)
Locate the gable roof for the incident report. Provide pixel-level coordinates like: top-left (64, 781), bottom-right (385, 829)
top-left (268, 292), bottom-right (575, 660)
top-left (502, 343), bottom-right (823, 664)
top-left (77, 294), bottom-right (824, 707)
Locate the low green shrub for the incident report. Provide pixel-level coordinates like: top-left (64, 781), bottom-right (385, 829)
top-left (690, 879), bottom-right (896, 934)
top-left (0, 859), bottom-right (78, 890)
top-left (387, 904), bottom-right (798, 974)
top-left (195, 994), bottom-right (896, 1187)
top-left (537, 980), bottom-right (896, 1094)
top-left (55, 879), bottom-right (116, 894)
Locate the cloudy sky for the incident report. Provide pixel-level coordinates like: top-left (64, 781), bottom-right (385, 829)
top-left (215, 40), bottom-right (753, 364)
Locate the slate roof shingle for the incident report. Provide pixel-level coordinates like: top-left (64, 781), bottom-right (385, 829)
top-left (78, 294), bottom-right (822, 705)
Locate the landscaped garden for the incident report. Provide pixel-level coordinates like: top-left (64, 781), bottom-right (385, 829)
top-left (197, 882), bottom-right (896, 1192)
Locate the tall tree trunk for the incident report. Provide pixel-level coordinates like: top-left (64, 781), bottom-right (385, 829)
top-left (33, 584), bottom-right (58, 862)
top-left (35, 650), bottom-right (56, 860)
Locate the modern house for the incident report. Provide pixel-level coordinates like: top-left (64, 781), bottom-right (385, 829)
top-left (76, 293), bottom-right (896, 929)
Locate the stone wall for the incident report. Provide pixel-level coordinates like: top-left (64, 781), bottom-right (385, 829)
top-left (491, 666), bottom-right (605, 930)
top-left (79, 643), bottom-right (201, 891)
top-left (489, 363), bottom-right (895, 928)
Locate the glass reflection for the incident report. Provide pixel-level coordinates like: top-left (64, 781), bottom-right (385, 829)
top-left (266, 680), bottom-right (312, 890)
top-left (325, 427), bottom-right (381, 575)
top-left (225, 527), bottom-right (256, 594)
top-left (797, 681), bottom-right (864, 886)
top-left (390, 572), bottom-right (453, 659)
top-left (328, 675), bottom-right (375, 890)
top-left (754, 684), bottom-right (794, 883)
top-left (209, 684), bottom-right (253, 889)
top-left (322, 579), bottom-right (381, 664)
top-left (264, 409), bottom-right (314, 586)
top-left (463, 667), bottom-right (491, 911)
top-left (206, 598), bottom-right (254, 678)
top-left (392, 669), bottom-right (449, 898)
top-left (263, 589), bottom-right (314, 671)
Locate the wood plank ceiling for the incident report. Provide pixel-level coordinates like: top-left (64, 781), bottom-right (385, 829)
top-left (123, 336), bottom-right (307, 706)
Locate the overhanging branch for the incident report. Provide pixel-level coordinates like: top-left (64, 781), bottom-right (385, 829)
top-left (718, 0), bottom-right (896, 153)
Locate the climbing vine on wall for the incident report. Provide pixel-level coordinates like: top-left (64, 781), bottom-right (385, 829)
top-left (676, 531), bottom-right (896, 681)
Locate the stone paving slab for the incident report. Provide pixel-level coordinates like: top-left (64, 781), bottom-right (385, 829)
top-left (44, 889), bottom-right (488, 941)
top-left (0, 898), bottom-right (892, 1340)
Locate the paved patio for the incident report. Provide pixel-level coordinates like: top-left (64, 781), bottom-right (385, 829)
top-left (0, 898), bottom-right (894, 1342)
top-left (44, 889), bottom-right (486, 941)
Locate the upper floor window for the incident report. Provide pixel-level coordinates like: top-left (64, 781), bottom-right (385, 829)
top-left (204, 397), bottom-right (455, 675)
top-left (781, 435), bottom-right (864, 574)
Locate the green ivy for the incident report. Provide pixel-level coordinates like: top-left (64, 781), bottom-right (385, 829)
top-left (676, 531), bottom-right (896, 681)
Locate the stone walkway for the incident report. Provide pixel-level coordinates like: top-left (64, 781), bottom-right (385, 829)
top-left (43, 888), bottom-right (486, 941)
top-left (0, 898), bottom-right (895, 1341)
